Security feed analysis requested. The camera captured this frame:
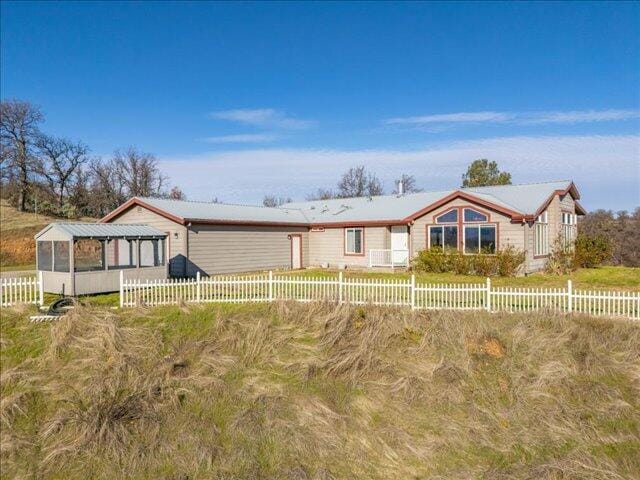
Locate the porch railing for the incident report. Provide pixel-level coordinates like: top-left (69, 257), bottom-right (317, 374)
top-left (368, 249), bottom-right (410, 268)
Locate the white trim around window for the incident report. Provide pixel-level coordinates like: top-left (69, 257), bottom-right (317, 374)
top-left (463, 224), bottom-right (497, 254)
top-left (534, 211), bottom-right (549, 256)
top-left (344, 227), bottom-right (364, 255)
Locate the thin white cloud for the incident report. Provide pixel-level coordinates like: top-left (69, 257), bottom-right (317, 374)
top-left (160, 134), bottom-right (640, 211)
top-left (208, 108), bottom-right (315, 130)
top-left (385, 109), bottom-right (640, 126)
top-left (386, 111), bottom-right (512, 125)
top-left (523, 109), bottom-right (640, 124)
top-left (201, 133), bottom-right (280, 144)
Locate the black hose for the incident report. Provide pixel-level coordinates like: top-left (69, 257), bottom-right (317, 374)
top-left (47, 297), bottom-right (76, 316)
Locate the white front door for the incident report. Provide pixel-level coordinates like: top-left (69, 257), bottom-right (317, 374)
top-left (391, 226), bottom-right (409, 265)
top-left (290, 235), bottom-right (302, 269)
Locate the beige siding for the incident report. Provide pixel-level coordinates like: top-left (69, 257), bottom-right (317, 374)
top-left (411, 198), bottom-right (526, 257)
top-left (109, 205), bottom-right (187, 276)
top-left (524, 193), bottom-right (579, 273)
top-left (309, 226), bottom-right (389, 268)
top-left (186, 224), bottom-right (309, 275)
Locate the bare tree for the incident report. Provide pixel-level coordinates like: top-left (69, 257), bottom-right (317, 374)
top-left (88, 158), bottom-right (128, 216)
top-left (0, 100), bottom-right (44, 210)
top-left (35, 135), bottom-right (89, 208)
top-left (263, 194), bottom-right (291, 207)
top-left (169, 186), bottom-right (185, 200)
top-left (392, 174), bottom-right (421, 194)
top-left (337, 165), bottom-right (384, 198)
top-left (113, 147), bottom-right (167, 198)
top-left (306, 188), bottom-right (336, 201)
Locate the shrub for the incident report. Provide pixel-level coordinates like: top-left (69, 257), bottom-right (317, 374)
top-left (545, 236), bottom-right (576, 275)
top-left (412, 246), bottom-right (525, 277)
top-left (574, 233), bottom-right (613, 268)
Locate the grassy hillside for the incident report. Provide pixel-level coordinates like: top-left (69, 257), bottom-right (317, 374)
top-left (0, 199), bottom-right (96, 269)
top-left (2, 302), bottom-right (639, 479)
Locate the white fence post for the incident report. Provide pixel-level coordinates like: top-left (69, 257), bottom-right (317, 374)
top-left (196, 271), bottom-right (201, 303)
top-left (119, 270), bottom-right (124, 308)
top-left (338, 272), bottom-right (343, 304)
top-left (567, 279), bottom-right (573, 314)
top-left (269, 271), bottom-right (273, 301)
top-left (486, 277), bottom-right (492, 312)
top-left (38, 270), bottom-right (44, 307)
top-left (410, 274), bottom-right (416, 310)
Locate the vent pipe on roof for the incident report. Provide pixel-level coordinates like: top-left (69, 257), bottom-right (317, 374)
top-left (398, 180), bottom-right (404, 195)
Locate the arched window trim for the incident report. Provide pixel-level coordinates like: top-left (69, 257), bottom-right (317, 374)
top-left (463, 207), bottom-right (489, 223)
top-left (435, 207), bottom-right (458, 224)
top-left (427, 205), bottom-right (498, 254)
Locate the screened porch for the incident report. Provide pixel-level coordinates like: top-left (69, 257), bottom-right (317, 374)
top-left (35, 223), bottom-right (168, 296)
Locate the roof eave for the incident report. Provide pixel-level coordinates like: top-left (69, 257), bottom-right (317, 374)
top-left (100, 197), bottom-right (187, 225)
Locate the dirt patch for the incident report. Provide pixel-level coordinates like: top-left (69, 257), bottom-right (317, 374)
top-left (465, 335), bottom-right (506, 359)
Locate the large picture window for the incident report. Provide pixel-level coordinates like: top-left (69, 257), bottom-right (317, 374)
top-left (464, 225), bottom-right (496, 254)
top-left (429, 205), bottom-right (498, 254)
top-left (429, 225), bottom-right (458, 251)
top-left (534, 211), bottom-right (549, 256)
top-left (345, 228), bottom-right (364, 255)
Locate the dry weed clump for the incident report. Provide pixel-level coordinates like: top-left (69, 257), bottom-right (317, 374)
top-left (0, 301), bottom-right (639, 479)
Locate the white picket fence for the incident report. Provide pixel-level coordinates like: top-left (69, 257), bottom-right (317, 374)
top-left (120, 271), bottom-right (640, 320)
top-left (0, 272), bottom-right (43, 307)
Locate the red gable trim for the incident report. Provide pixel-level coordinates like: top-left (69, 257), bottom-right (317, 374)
top-left (100, 197), bottom-right (186, 225)
top-left (402, 190), bottom-right (525, 223)
top-left (533, 181), bottom-right (581, 218)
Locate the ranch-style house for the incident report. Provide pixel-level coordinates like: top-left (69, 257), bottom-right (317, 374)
top-left (100, 180), bottom-right (585, 276)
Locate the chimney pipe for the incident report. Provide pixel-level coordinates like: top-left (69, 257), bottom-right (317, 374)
top-left (398, 180), bottom-right (403, 195)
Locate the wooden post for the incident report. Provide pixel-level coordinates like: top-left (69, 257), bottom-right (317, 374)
top-left (196, 271), bottom-right (201, 303)
top-left (119, 270), bottom-right (124, 308)
top-left (486, 277), bottom-right (491, 312)
top-left (338, 272), bottom-right (344, 304)
top-left (410, 274), bottom-right (416, 310)
top-left (38, 270), bottom-right (44, 307)
top-left (567, 279), bottom-right (573, 314)
top-left (268, 271), bottom-right (273, 301)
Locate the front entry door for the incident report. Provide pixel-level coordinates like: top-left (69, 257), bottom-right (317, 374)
top-left (391, 226), bottom-right (409, 265)
top-left (290, 235), bottom-right (302, 269)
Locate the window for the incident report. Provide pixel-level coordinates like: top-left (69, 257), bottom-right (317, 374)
top-left (436, 209), bottom-right (458, 223)
top-left (534, 211), bottom-right (549, 256)
top-left (464, 208), bottom-right (488, 222)
top-left (37, 241), bottom-right (52, 271)
top-left (561, 212), bottom-right (577, 250)
top-left (429, 225), bottom-right (458, 251)
top-left (345, 228), bottom-right (364, 255)
top-left (464, 225), bottom-right (496, 254)
top-left (139, 239), bottom-right (165, 267)
top-left (107, 239), bottom-right (137, 269)
top-left (53, 241), bottom-right (70, 272)
top-left (74, 239), bottom-right (105, 271)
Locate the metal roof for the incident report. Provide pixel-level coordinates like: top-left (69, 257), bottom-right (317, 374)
top-left (136, 197), bottom-right (310, 224)
top-left (283, 180), bottom-right (575, 223)
top-left (35, 222), bottom-right (167, 239)
top-left (113, 180), bottom-right (575, 226)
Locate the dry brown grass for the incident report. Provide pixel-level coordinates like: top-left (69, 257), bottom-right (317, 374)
top-left (1, 302), bottom-right (639, 479)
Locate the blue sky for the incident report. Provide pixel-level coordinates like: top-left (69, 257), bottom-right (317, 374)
top-left (2, 1), bottom-right (639, 210)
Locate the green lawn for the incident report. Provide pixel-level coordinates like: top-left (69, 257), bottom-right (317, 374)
top-left (276, 266), bottom-right (640, 291)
